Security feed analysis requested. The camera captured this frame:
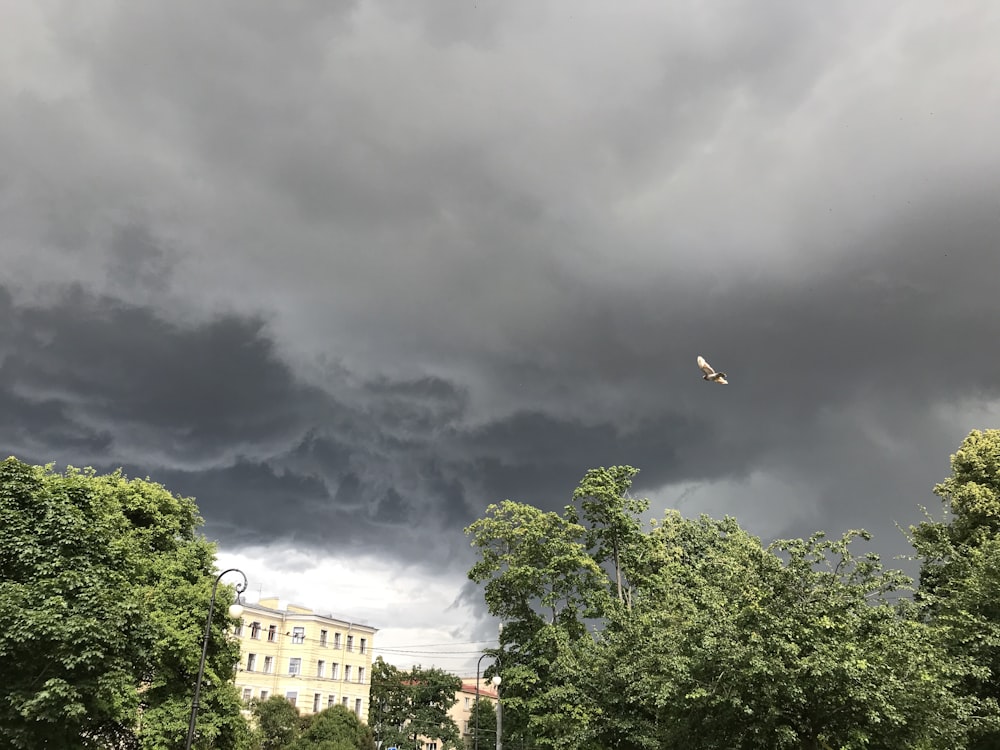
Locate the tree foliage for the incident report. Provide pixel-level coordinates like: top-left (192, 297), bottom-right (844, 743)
top-left (912, 429), bottom-right (1000, 748)
top-left (467, 462), bottom-right (985, 750)
top-left (568, 465), bottom-right (648, 609)
top-left (466, 695), bottom-right (496, 750)
top-left (0, 457), bottom-right (251, 749)
top-left (251, 695), bottom-right (302, 750)
top-left (289, 704), bottom-right (375, 750)
top-left (368, 658), bottom-right (462, 750)
top-left (465, 494), bottom-right (612, 750)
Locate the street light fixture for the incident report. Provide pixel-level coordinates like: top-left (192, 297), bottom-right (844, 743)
top-left (474, 652), bottom-right (493, 750)
top-left (184, 567), bottom-right (248, 750)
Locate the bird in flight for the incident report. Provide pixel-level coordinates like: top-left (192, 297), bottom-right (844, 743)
top-left (697, 355), bottom-right (728, 385)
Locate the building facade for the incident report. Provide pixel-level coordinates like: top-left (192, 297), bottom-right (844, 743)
top-left (233, 597), bottom-right (378, 723)
top-left (450, 680), bottom-right (499, 750)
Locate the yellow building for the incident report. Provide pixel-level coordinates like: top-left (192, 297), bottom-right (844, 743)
top-left (449, 679), bottom-right (499, 750)
top-left (232, 597), bottom-right (378, 723)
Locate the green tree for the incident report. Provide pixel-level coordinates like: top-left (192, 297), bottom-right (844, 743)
top-left (466, 500), bottom-right (608, 631)
top-left (0, 457), bottom-right (252, 749)
top-left (598, 514), bottom-right (971, 749)
top-left (251, 695), bottom-right (302, 749)
top-left (467, 466), bottom-right (977, 750)
top-left (568, 465), bottom-right (649, 609)
top-left (912, 429), bottom-right (1000, 748)
top-left (466, 499), bottom-right (611, 750)
top-left (0, 458), bottom-right (149, 748)
top-left (368, 658), bottom-right (461, 750)
top-left (289, 704), bottom-right (374, 750)
top-left (466, 695), bottom-right (496, 750)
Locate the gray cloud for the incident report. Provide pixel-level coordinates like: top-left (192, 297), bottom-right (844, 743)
top-left (2, 0), bottom-right (1000, 610)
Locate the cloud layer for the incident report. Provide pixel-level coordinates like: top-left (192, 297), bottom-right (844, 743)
top-left (3, 0), bottom-right (1000, 657)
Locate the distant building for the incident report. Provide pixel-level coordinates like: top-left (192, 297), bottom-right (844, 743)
top-left (451, 679), bottom-right (499, 749)
top-left (405, 676), bottom-right (498, 750)
top-left (232, 597), bottom-right (378, 722)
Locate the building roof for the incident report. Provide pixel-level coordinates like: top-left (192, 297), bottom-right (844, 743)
top-left (239, 597), bottom-right (378, 632)
top-left (460, 681), bottom-right (499, 700)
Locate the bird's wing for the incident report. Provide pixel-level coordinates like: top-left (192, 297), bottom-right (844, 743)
top-left (697, 355), bottom-right (716, 376)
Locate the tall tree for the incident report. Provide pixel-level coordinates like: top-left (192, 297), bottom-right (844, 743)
top-left (0, 457), bottom-right (252, 749)
top-left (0, 458), bottom-right (150, 748)
top-left (466, 500), bottom-right (608, 628)
top-left (368, 658), bottom-right (462, 750)
top-left (597, 514), bottom-right (972, 750)
top-left (912, 429), bottom-right (1000, 748)
top-left (467, 467), bottom-right (979, 750)
top-left (568, 465), bottom-right (648, 609)
top-left (466, 501), bottom-right (610, 750)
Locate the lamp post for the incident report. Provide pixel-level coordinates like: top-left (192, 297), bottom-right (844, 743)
top-left (474, 652), bottom-right (495, 750)
top-left (491, 675), bottom-right (502, 750)
top-left (184, 567), bottom-right (248, 750)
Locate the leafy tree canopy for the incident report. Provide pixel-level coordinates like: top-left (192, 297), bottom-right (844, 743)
top-left (290, 704), bottom-right (375, 750)
top-left (251, 694), bottom-right (302, 750)
top-left (467, 464), bottom-right (982, 750)
top-left (369, 658), bottom-right (462, 750)
top-left (0, 457), bottom-right (251, 749)
top-left (912, 429), bottom-right (1000, 748)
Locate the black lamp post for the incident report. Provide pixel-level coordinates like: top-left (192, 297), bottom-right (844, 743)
top-left (184, 567), bottom-right (248, 750)
top-left (474, 652), bottom-right (492, 750)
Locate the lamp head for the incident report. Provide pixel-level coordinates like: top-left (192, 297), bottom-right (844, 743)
top-left (490, 675), bottom-right (501, 687)
top-left (228, 603), bottom-right (244, 618)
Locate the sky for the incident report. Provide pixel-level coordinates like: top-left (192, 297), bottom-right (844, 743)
top-left (2, 0), bottom-right (1000, 677)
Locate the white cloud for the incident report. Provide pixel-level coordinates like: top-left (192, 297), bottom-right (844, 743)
top-left (214, 545), bottom-right (496, 677)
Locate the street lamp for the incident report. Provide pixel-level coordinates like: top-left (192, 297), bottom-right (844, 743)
top-left (491, 675), bottom-right (502, 750)
top-left (184, 567), bottom-right (248, 750)
top-left (474, 652), bottom-right (496, 750)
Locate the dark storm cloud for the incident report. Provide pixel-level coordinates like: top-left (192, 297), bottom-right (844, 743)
top-left (0, 285), bottom-right (318, 460)
top-left (2, 0), bottom-right (1000, 590)
top-left (0, 280), bottom-right (750, 564)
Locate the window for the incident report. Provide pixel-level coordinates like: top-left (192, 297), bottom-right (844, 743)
top-left (464, 697), bottom-right (470, 708)
top-left (355, 698), bottom-right (362, 716)
top-left (242, 688), bottom-right (252, 702)
top-left (250, 621), bottom-right (261, 639)
top-left (333, 632), bottom-right (342, 649)
top-left (360, 637), bottom-right (367, 654)
top-left (246, 653), bottom-right (257, 672)
top-left (289, 658), bottom-right (302, 676)
top-left (268, 624), bottom-right (277, 642)
top-left (328, 695), bottom-right (336, 707)
top-left (320, 629), bottom-right (328, 647)
top-left (313, 693), bottom-right (321, 713)
top-left (235, 619), bottom-right (244, 637)
top-left (346, 635), bottom-right (354, 652)
top-left (342, 697), bottom-right (349, 707)
top-left (426, 744), bottom-right (436, 750)
top-left (263, 656), bottom-right (273, 674)
top-left (260, 690), bottom-right (269, 700)
top-left (331, 663), bottom-right (340, 679)
top-left (292, 626), bottom-right (305, 644)
top-left (357, 667), bottom-right (365, 684)
top-left (286, 691), bottom-right (297, 707)
top-left (464, 721), bottom-right (469, 732)
top-left (344, 665), bottom-right (352, 682)
top-left (317, 660), bottom-right (326, 678)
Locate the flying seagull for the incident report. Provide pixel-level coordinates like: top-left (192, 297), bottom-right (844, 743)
top-left (697, 355), bottom-right (728, 385)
